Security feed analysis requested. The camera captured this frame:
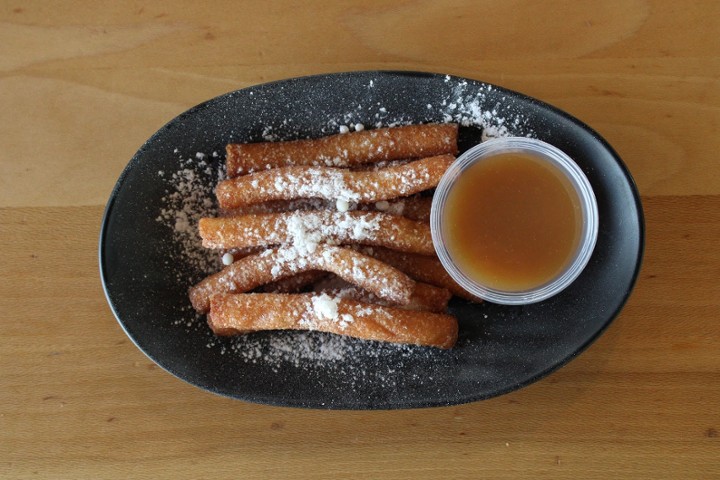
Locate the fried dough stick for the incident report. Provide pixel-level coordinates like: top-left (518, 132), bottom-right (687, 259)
top-left (215, 155), bottom-right (454, 210)
top-left (226, 123), bottom-right (459, 176)
top-left (189, 245), bottom-right (416, 313)
top-left (367, 247), bottom-right (484, 303)
top-left (199, 211), bottom-right (434, 255)
top-left (208, 293), bottom-right (458, 349)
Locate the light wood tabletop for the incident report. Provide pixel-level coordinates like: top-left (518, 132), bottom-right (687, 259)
top-left (1, 1), bottom-right (718, 478)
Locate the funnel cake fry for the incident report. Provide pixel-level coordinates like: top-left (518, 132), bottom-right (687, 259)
top-left (208, 293), bottom-right (458, 349)
top-left (215, 155), bottom-right (454, 210)
top-left (199, 210), bottom-right (434, 255)
top-left (226, 123), bottom-right (459, 176)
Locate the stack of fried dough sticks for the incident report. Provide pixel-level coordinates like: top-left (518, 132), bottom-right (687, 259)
top-left (189, 123), bottom-right (480, 349)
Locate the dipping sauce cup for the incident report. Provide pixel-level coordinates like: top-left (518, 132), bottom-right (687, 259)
top-left (431, 137), bottom-right (599, 305)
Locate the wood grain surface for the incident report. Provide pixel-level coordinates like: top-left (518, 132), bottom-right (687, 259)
top-left (1, 1), bottom-right (718, 478)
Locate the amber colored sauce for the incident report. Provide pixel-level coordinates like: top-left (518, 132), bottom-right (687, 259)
top-left (443, 152), bottom-right (582, 292)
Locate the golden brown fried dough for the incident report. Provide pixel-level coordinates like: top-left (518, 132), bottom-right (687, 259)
top-left (225, 123), bottom-right (459, 176)
top-left (199, 210), bottom-right (434, 255)
top-left (215, 155), bottom-right (454, 210)
top-left (208, 293), bottom-right (458, 349)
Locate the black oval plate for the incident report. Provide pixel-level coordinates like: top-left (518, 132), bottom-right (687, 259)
top-left (100, 71), bottom-right (644, 409)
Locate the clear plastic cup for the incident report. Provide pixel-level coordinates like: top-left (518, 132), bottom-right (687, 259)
top-left (430, 137), bottom-right (599, 305)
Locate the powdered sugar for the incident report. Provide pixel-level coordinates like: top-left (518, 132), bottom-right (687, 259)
top-left (309, 293), bottom-right (349, 330)
top-left (335, 198), bottom-right (350, 212)
top-left (374, 200), bottom-right (390, 211)
top-left (280, 211), bottom-right (382, 254)
top-left (156, 154), bottom-right (221, 279)
top-left (221, 252), bottom-right (234, 265)
top-left (438, 76), bottom-right (535, 139)
top-left (272, 168), bottom-right (362, 204)
top-left (221, 329), bottom-right (439, 394)
top-left (312, 293), bottom-right (340, 320)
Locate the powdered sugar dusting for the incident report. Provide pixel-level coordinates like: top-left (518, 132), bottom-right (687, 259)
top-left (436, 76), bottom-right (535, 139)
top-left (156, 154), bottom-right (222, 280)
top-left (254, 75), bottom-right (532, 148)
top-left (236, 211), bottom-right (382, 255)
top-left (312, 293), bottom-right (340, 320)
top-left (281, 168), bottom-right (361, 203)
top-left (222, 330), bottom-right (440, 394)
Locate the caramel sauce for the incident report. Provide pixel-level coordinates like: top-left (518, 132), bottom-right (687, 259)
top-left (443, 152), bottom-right (582, 292)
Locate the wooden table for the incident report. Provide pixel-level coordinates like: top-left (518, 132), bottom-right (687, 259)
top-left (2, 2), bottom-right (718, 478)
